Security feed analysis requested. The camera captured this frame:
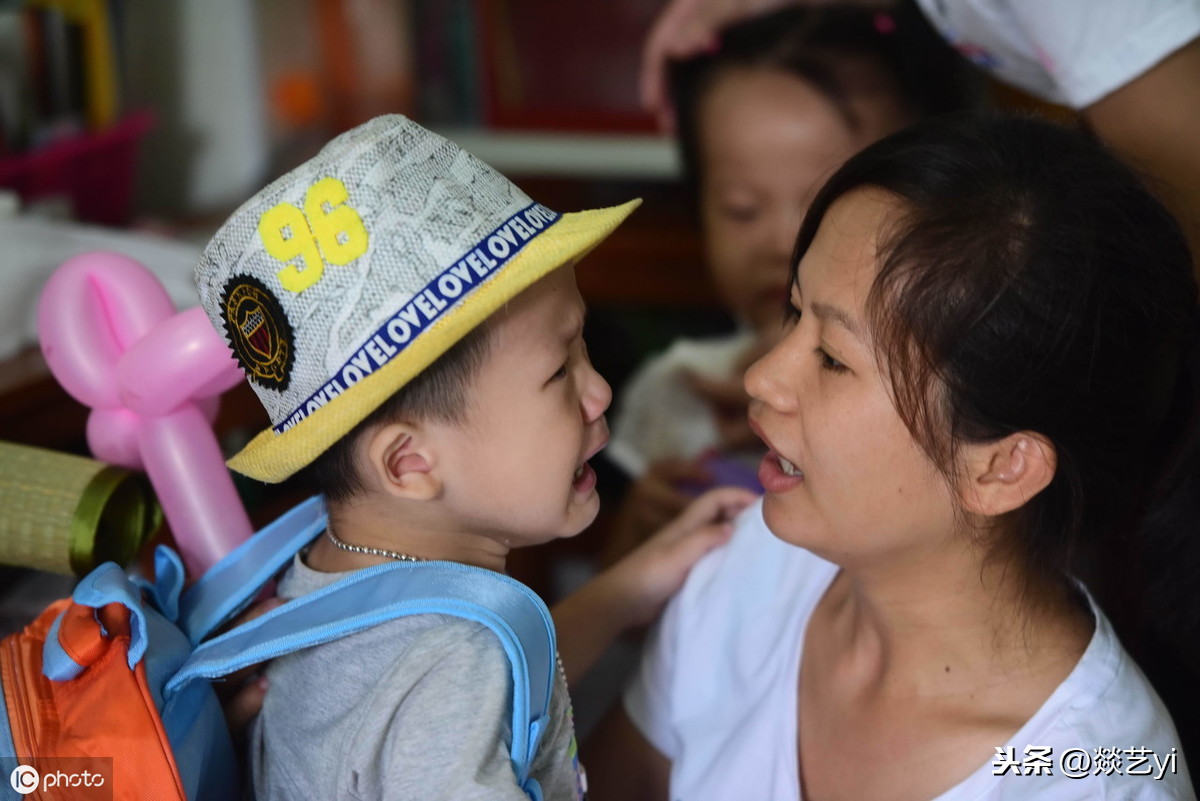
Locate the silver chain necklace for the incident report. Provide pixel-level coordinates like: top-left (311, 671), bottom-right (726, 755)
top-left (326, 522), bottom-right (424, 562)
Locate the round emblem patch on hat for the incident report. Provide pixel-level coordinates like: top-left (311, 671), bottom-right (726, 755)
top-left (221, 275), bottom-right (294, 391)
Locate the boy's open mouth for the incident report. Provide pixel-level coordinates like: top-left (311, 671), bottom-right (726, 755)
top-left (572, 434), bottom-right (609, 492)
top-left (572, 462), bottom-right (596, 492)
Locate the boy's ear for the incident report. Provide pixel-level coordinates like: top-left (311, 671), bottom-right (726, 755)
top-left (363, 422), bottom-right (442, 500)
top-left (959, 432), bottom-right (1056, 517)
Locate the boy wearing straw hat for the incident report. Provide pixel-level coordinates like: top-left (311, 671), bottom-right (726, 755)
top-left (195, 115), bottom-right (751, 800)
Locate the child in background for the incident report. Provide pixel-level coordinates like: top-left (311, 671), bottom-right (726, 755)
top-left (194, 115), bottom-right (753, 800)
top-left (605, 3), bottom-right (975, 553)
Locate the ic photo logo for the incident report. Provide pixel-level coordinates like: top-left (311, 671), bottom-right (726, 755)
top-left (10, 765), bottom-right (38, 795)
top-left (9, 761), bottom-right (108, 795)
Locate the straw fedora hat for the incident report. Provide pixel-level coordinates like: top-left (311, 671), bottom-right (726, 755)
top-left (196, 115), bottom-right (638, 483)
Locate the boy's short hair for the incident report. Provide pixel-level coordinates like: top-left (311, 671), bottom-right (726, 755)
top-left (292, 319), bottom-right (492, 502)
top-left (194, 115), bottom-right (638, 483)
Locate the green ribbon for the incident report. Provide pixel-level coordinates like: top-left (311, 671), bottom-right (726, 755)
top-left (68, 467), bottom-right (162, 576)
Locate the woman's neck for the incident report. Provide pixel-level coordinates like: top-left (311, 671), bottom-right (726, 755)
top-left (819, 544), bottom-right (1093, 700)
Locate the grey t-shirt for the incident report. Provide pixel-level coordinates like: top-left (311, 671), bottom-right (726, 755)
top-left (249, 555), bottom-right (584, 800)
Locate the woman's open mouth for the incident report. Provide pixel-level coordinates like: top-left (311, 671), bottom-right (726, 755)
top-left (758, 449), bottom-right (805, 492)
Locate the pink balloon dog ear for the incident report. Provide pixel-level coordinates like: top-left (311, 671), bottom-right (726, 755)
top-left (38, 251), bottom-right (252, 577)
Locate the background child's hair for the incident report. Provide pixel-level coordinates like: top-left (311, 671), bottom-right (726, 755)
top-left (668, 0), bottom-right (979, 197)
top-left (794, 110), bottom-right (1200, 757)
top-left (291, 321), bottom-right (493, 502)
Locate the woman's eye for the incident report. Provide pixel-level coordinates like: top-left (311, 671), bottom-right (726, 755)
top-left (817, 348), bottom-right (848, 373)
top-left (550, 362), bottom-right (569, 381)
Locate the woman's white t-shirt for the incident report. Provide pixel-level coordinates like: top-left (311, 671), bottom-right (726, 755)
top-left (624, 500), bottom-right (1195, 800)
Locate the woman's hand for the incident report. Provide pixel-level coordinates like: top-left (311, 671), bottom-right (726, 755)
top-left (640, 0), bottom-right (796, 128)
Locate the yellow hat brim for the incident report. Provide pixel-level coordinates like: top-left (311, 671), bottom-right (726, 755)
top-left (228, 198), bottom-right (641, 483)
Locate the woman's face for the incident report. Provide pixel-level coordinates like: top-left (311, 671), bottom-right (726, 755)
top-left (745, 189), bottom-right (959, 569)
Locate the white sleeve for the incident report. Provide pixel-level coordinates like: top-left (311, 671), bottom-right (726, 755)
top-left (621, 591), bottom-right (684, 759)
top-left (1007, 0), bottom-right (1200, 107)
top-left (914, 0), bottom-right (1200, 108)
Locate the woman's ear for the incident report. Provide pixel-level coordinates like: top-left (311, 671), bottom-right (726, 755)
top-left (363, 422), bottom-right (442, 500)
top-left (959, 432), bottom-right (1057, 517)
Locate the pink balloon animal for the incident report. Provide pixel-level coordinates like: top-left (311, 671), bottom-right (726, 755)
top-left (38, 251), bottom-right (253, 577)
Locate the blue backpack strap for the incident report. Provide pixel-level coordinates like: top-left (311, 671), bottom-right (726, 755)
top-left (166, 560), bottom-right (556, 799)
top-left (0, 668), bottom-right (16, 762)
top-left (176, 495), bottom-right (328, 644)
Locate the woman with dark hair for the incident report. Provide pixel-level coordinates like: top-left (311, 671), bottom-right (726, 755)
top-left (606, 4), bottom-right (976, 552)
top-left (587, 113), bottom-right (1199, 799)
